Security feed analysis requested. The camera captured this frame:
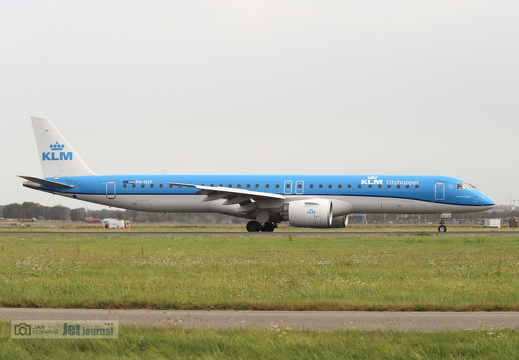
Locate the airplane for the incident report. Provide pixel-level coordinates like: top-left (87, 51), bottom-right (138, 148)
top-left (20, 117), bottom-right (495, 232)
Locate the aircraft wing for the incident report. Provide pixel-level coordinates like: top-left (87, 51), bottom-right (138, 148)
top-left (164, 182), bottom-right (286, 205)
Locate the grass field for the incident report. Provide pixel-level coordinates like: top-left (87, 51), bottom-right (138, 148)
top-left (0, 232), bottom-right (517, 311)
top-left (1, 322), bottom-right (518, 360)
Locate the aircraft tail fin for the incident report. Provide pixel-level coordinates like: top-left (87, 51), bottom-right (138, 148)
top-left (31, 116), bottom-right (96, 178)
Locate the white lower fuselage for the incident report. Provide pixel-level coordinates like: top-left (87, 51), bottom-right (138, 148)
top-left (50, 193), bottom-right (492, 219)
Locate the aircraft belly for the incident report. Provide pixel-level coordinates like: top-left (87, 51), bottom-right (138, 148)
top-left (78, 194), bottom-right (211, 212)
top-left (379, 198), bottom-right (479, 214)
top-left (346, 196), bottom-right (484, 214)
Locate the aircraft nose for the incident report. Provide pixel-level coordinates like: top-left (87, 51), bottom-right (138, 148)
top-left (476, 193), bottom-right (495, 208)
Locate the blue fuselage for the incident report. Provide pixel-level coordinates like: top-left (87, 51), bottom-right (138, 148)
top-left (33, 174), bottom-right (494, 216)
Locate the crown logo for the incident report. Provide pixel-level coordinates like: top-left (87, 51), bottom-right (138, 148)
top-left (50, 142), bottom-right (65, 151)
top-left (367, 176), bottom-right (378, 180)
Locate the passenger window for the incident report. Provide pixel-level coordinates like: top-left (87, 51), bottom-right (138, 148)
top-left (387, 185), bottom-right (391, 189)
top-left (415, 185), bottom-right (419, 189)
top-left (368, 185), bottom-right (372, 189)
top-left (237, 184), bottom-right (242, 188)
top-left (397, 185), bottom-right (401, 189)
top-left (255, 184), bottom-right (259, 188)
top-left (276, 184), bottom-right (280, 189)
top-left (266, 184), bottom-right (270, 189)
top-left (159, 184), bottom-right (163, 188)
top-left (328, 185), bottom-right (332, 189)
top-left (297, 184), bottom-right (302, 189)
top-left (310, 184), bottom-right (314, 189)
top-left (285, 183), bottom-right (290, 189)
top-left (123, 184), bottom-right (127, 188)
top-left (150, 184), bottom-right (154, 188)
top-left (246, 184), bottom-right (250, 188)
top-left (168, 184), bottom-right (173, 188)
top-left (406, 185), bottom-right (410, 189)
top-left (228, 184), bottom-right (233, 188)
top-left (378, 185), bottom-right (382, 189)
top-left (319, 184), bottom-right (323, 189)
top-left (348, 185), bottom-right (352, 189)
top-left (357, 185), bottom-right (361, 189)
top-left (133, 184), bottom-right (137, 188)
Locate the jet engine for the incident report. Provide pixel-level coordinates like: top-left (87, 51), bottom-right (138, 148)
top-left (288, 199), bottom-right (332, 227)
top-left (279, 198), bottom-right (353, 228)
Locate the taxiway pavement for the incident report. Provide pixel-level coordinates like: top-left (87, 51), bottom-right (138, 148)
top-left (1, 308), bottom-right (518, 332)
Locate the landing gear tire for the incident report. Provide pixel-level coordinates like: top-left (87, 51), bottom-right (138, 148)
top-left (246, 221), bottom-right (262, 232)
top-left (438, 225), bottom-right (447, 232)
top-left (262, 222), bottom-right (275, 232)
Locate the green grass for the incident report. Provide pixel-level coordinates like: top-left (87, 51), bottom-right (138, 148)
top-left (1, 322), bottom-right (518, 360)
top-left (0, 233), bottom-right (517, 311)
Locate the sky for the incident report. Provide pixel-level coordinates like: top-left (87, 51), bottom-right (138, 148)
top-left (1, 0), bottom-right (518, 210)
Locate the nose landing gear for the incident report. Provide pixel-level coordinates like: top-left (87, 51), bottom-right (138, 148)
top-left (438, 213), bottom-right (451, 232)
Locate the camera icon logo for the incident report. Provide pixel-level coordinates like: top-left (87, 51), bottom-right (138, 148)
top-left (14, 323), bottom-right (32, 336)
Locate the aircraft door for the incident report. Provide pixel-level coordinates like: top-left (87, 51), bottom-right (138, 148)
top-left (435, 182), bottom-right (445, 201)
top-left (295, 180), bottom-right (304, 195)
top-left (106, 181), bottom-right (116, 199)
top-left (284, 181), bottom-right (293, 195)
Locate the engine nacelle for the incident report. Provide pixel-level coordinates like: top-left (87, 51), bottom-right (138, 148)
top-left (330, 214), bottom-right (349, 228)
top-left (287, 199), bottom-right (333, 228)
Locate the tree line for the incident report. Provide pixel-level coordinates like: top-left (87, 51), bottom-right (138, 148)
top-left (0, 202), bottom-right (245, 224)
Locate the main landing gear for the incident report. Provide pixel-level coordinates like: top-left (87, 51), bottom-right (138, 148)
top-left (246, 221), bottom-right (277, 232)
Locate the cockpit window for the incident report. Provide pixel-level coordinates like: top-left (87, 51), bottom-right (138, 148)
top-left (457, 183), bottom-right (478, 190)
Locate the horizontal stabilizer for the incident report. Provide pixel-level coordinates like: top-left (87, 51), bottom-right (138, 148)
top-left (18, 175), bottom-right (75, 189)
